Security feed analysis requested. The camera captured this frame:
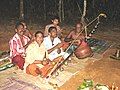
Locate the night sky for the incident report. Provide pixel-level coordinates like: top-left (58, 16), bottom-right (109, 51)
top-left (0, 0), bottom-right (120, 25)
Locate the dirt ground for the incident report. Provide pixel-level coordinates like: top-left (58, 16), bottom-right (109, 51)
top-left (59, 25), bottom-right (120, 90)
top-left (0, 24), bottom-right (120, 90)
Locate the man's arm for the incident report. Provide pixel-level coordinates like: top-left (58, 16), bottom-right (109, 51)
top-left (23, 39), bottom-right (34, 49)
top-left (33, 60), bottom-right (50, 66)
top-left (64, 31), bottom-right (73, 42)
top-left (47, 43), bottom-right (63, 54)
top-left (33, 60), bottom-right (42, 64)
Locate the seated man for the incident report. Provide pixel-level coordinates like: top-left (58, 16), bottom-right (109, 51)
top-left (9, 22), bottom-right (30, 70)
top-left (44, 16), bottom-right (62, 39)
top-left (63, 22), bottom-right (85, 53)
top-left (20, 20), bottom-right (32, 39)
top-left (24, 31), bottom-right (53, 77)
top-left (64, 22), bottom-right (92, 59)
top-left (44, 27), bottom-right (65, 61)
top-left (64, 22), bottom-right (85, 43)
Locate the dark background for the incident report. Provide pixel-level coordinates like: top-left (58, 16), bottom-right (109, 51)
top-left (0, 0), bottom-right (120, 26)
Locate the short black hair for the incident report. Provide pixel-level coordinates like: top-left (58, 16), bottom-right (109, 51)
top-left (48, 27), bottom-right (57, 33)
top-left (35, 31), bottom-right (44, 37)
top-left (15, 22), bottom-right (24, 29)
top-left (76, 22), bottom-right (83, 27)
top-left (16, 19), bottom-right (27, 27)
top-left (19, 20), bottom-right (27, 27)
top-left (51, 16), bottom-right (59, 20)
top-left (19, 19), bottom-right (26, 23)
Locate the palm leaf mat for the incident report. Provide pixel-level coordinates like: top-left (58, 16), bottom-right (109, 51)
top-left (0, 51), bottom-right (14, 72)
top-left (0, 57), bottom-right (89, 90)
top-left (0, 50), bottom-right (3, 56)
top-left (0, 77), bottom-right (41, 90)
top-left (87, 38), bottom-right (113, 54)
top-left (0, 38), bottom-right (113, 90)
top-left (0, 50), bottom-right (86, 89)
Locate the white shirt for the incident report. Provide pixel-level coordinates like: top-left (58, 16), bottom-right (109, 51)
top-left (44, 36), bottom-right (63, 60)
top-left (24, 41), bottom-right (48, 72)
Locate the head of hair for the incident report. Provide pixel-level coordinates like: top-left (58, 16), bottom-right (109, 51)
top-left (19, 19), bottom-right (26, 23)
top-left (76, 22), bottom-right (83, 27)
top-left (15, 22), bottom-right (24, 29)
top-left (16, 19), bottom-right (27, 27)
top-left (19, 19), bottom-right (27, 27)
top-left (35, 31), bottom-right (44, 37)
top-left (51, 16), bottom-right (59, 20)
top-left (48, 27), bottom-right (57, 33)
top-left (16, 19), bottom-right (26, 25)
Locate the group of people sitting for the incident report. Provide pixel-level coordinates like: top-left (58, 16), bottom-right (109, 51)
top-left (9, 16), bottom-right (86, 77)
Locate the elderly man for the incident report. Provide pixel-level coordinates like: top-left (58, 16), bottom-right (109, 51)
top-left (9, 22), bottom-right (30, 70)
top-left (64, 22), bottom-right (85, 42)
top-left (64, 22), bottom-right (92, 59)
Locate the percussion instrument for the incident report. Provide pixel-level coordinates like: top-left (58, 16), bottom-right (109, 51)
top-left (74, 40), bottom-right (92, 59)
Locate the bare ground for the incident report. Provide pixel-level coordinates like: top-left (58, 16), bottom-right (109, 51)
top-left (0, 24), bottom-right (120, 90)
top-left (59, 26), bottom-right (120, 90)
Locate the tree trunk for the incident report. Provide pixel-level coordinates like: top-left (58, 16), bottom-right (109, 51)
top-left (58, 0), bottom-right (62, 22)
top-left (20, 0), bottom-right (24, 19)
top-left (81, 0), bottom-right (87, 37)
top-left (76, 1), bottom-right (82, 16)
top-left (61, 0), bottom-right (64, 21)
top-left (43, 0), bottom-right (46, 21)
top-left (81, 0), bottom-right (87, 25)
top-left (92, 0), bottom-right (95, 17)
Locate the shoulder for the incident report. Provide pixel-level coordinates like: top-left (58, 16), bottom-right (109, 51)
top-left (27, 41), bottom-right (36, 49)
top-left (56, 25), bottom-right (60, 29)
top-left (9, 33), bottom-right (18, 42)
top-left (68, 30), bottom-right (74, 35)
top-left (45, 24), bottom-right (54, 28)
top-left (70, 30), bottom-right (75, 33)
top-left (41, 42), bottom-right (46, 48)
top-left (55, 37), bottom-right (61, 42)
top-left (44, 36), bottom-right (48, 39)
top-left (55, 37), bottom-right (61, 40)
top-left (44, 36), bottom-right (49, 41)
top-left (26, 42), bottom-right (36, 53)
top-left (23, 35), bottom-right (30, 40)
top-left (43, 37), bottom-right (50, 45)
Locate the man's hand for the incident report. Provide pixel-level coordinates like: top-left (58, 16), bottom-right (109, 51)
top-left (42, 60), bottom-right (50, 66)
top-left (48, 43), bottom-right (63, 54)
top-left (73, 39), bottom-right (81, 45)
top-left (33, 60), bottom-right (42, 64)
top-left (55, 43), bottom-right (63, 49)
top-left (57, 48), bottom-right (61, 54)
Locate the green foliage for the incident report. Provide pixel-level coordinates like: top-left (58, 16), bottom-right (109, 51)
top-left (77, 79), bottom-right (93, 90)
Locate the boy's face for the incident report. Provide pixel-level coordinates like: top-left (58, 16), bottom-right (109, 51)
top-left (52, 19), bottom-right (59, 25)
top-left (35, 33), bottom-right (43, 45)
top-left (50, 28), bottom-right (57, 38)
top-left (16, 25), bottom-right (24, 36)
